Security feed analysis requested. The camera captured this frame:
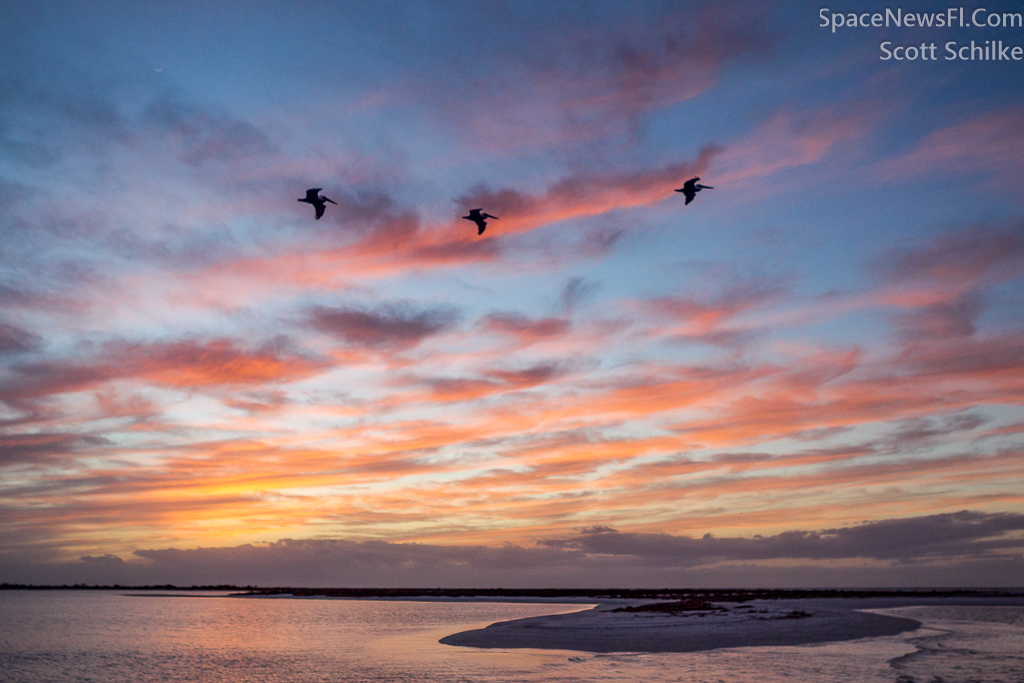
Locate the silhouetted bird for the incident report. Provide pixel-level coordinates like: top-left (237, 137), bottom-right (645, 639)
top-left (463, 208), bottom-right (498, 235)
top-left (298, 188), bottom-right (337, 220)
top-left (675, 177), bottom-right (714, 205)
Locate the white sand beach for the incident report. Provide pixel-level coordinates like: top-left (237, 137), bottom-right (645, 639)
top-left (440, 596), bottom-right (1024, 653)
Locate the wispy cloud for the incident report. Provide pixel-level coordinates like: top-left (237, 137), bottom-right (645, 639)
top-left (375, 2), bottom-right (772, 150)
top-left (710, 106), bottom-right (874, 188)
top-left (308, 303), bottom-right (459, 351)
top-left (457, 148), bottom-right (720, 236)
top-left (877, 107), bottom-right (1024, 186)
top-left (2, 337), bottom-right (327, 404)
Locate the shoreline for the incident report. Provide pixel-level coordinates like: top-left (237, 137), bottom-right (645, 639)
top-left (439, 595), bottom-right (1024, 654)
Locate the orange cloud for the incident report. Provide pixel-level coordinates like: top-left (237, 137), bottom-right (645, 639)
top-left (1, 337), bottom-right (327, 405)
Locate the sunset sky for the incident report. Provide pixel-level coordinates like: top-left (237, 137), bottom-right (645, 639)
top-left (1, 1), bottom-right (1023, 587)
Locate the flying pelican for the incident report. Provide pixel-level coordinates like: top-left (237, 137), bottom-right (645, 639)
top-left (298, 188), bottom-right (338, 220)
top-left (462, 208), bottom-right (498, 235)
top-left (675, 177), bottom-right (714, 205)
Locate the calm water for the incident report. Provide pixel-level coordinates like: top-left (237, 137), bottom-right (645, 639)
top-left (1, 591), bottom-right (1022, 682)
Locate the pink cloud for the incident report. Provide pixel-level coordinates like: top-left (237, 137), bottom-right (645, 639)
top-left (2, 337), bottom-right (327, 403)
top-left (643, 274), bottom-right (789, 346)
top-left (479, 313), bottom-right (571, 343)
top-left (711, 107), bottom-right (873, 187)
top-left (877, 107), bottom-right (1024, 185)
top-left (397, 5), bottom-right (772, 151)
top-left (457, 147), bottom-right (720, 237)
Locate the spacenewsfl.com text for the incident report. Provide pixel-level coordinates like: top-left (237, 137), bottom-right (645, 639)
top-left (819, 7), bottom-right (1023, 61)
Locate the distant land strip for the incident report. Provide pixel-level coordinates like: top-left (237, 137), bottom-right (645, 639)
top-left (3, 584), bottom-right (1022, 600)
top-left (0, 583), bottom-right (251, 591)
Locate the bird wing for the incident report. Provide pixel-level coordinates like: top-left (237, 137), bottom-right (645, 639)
top-left (306, 189), bottom-right (321, 200)
top-left (315, 203), bottom-right (325, 219)
top-left (684, 190), bottom-right (695, 205)
top-left (478, 223), bottom-right (486, 235)
top-left (323, 196), bottom-right (337, 204)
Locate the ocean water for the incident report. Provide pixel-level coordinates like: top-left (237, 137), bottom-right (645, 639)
top-left (1, 591), bottom-right (1022, 683)
top-left (871, 606), bottom-right (1024, 683)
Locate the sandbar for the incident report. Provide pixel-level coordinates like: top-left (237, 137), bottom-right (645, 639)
top-left (439, 595), bottom-right (1024, 653)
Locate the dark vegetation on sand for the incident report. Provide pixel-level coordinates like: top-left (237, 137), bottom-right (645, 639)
top-left (612, 599), bottom-right (814, 619)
